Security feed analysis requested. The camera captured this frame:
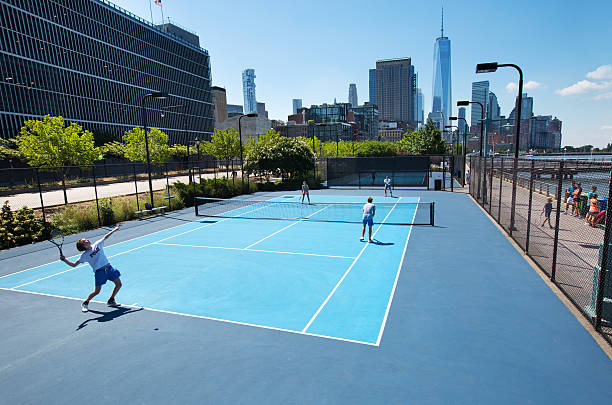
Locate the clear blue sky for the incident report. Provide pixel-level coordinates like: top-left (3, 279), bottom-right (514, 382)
top-left (112, 0), bottom-right (612, 147)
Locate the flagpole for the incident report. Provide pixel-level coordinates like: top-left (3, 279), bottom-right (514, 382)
top-left (161, 2), bottom-right (165, 24)
top-left (148, 0), bottom-right (153, 23)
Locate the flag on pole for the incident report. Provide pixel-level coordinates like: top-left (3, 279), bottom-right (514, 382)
top-left (154, 0), bottom-right (162, 6)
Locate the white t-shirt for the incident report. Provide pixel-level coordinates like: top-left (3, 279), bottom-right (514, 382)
top-left (362, 203), bottom-right (375, 219)
top-left (79, 239), bottom-right (110, 271)
top-left (384, 178), bottom-right (391, 187)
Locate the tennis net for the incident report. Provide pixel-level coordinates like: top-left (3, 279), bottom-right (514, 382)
top-left (194, 197), bottom-right (435, 226)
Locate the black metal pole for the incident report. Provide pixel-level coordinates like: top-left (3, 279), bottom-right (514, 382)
top-left (525, 160), bottom-right (535, 253)
top-left (133, 163), bottom-right (140, 212)
top-left (141, 94), bottom-right (154, 208)
top-left (239, 115), bottom-right (245, 193)
top-left (504, 64), bottom-right (523, 234)
top-left (551, 162), bottom-right (564, 281)
top-left (92, 165), bottom-right (101, 226)
top-left (594, 166), bottom-right (612, 328)
top-left (36, 168), bottom-right (46, 225)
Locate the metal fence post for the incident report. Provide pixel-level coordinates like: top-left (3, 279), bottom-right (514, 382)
top-left (450, 155), bottom-right (454, 192)
top-left (133, 163), bottom-right (140, 212)
top-left (525, 160), bottom-right (535, 253)
top-left (595, 166), bottom-right (612, 328)
top-left (551, 161), bottom-right (564, 281)
top-left (498, 158), bottom-right (504, 222)
top-left (442, 156), bottom-right (446, 190)
top-left (165, 162), bottom-right (171, 210)
top-left (35, 168), bottom-right (46, 225)
top-left (92, 165), bottom-right (101, 227)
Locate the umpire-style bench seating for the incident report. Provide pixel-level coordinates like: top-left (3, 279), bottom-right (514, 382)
top-left (136, 203), bottom-right (167, 219)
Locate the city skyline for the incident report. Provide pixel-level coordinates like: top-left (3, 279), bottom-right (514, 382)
top-left (105, 0), bottom-right (611, 147)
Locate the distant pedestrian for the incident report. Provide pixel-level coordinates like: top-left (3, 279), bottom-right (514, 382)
top-left (384, 176), bottom-right (392, 197)
top-left (301, 180), bottom-right (310, 204)
top-left (572, 183), bottom-right (583, 217)
top-left (564, 181), bottom-right (576, 214)
top-left (587, 186), bottom-right (597, 200)
top-left (360, 197), bottom-right (375, 243)
top-left (371, 171), bottom-right (376, 186)
top-left (541, 197), bottom-right (553, 229)
top-left (586, 193), bottom-right (599, 227)
top-left (466, 169), bottom-right (471, 184)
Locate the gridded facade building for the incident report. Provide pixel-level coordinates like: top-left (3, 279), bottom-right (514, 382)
top-left (0, 0), bottom-right (213, 143)
top-left (375, 58), bottom-right (416, 130)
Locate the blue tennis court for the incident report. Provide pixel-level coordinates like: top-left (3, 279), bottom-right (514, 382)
top-left (0, 195), bottom-right (425, 345)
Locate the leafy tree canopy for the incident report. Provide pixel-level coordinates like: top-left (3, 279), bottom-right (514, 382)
top-left (202, 128), bottom-right (242, 162)
top-left (16, 115), bottom-right (99, 167)
top-left (397, 118), bottom-right (448, 155)
top-left (123, 127), bottom-right (170, 163)
top-left (246, 130), bottom-right (315, 178)
top-left (99, 141), bottom-right (127, 159)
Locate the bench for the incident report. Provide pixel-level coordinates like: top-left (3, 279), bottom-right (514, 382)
top-left (135, 203), bottom-right (167, 219)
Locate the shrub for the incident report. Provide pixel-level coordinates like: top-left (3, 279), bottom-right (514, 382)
top-left (0, 201), bottom-right (47, 249)
top-left (99, 198), bottom-right (115, 225)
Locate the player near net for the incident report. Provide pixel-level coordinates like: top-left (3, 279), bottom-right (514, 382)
top-left (360, 197), bottom-right (375, 242)
top-left (301, 180), bottom-right (311, 204)
top-left (59, 225), bottom-right (122, 312)
top-left (384, 176), bottom-right (393, 197)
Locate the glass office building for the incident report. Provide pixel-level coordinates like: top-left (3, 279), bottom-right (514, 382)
top-left (0, 0), bottom-right (213, 144)
top-left (368, 68), bottom-right (376, 105)
top-left (375, 58), bottom-right (416, 128)
top-left (470, 81), bottom-right (489, 128)
top-left (306, 103), bottom-right (351, 124)
top-left (242, 69), bottom-right (257, 114)
top-left (431, 24), bottom-right (451, 130)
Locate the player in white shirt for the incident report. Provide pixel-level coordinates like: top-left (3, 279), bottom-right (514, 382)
top-left (360, 197), bottom-right (376, 242)
top-left (60, 224), bottom-right (122, 312)
top-left (384, 176), bottom-right (392, 197)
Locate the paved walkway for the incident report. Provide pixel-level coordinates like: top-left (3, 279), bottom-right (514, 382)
top-left (476, 171), bottom-right (604, 312)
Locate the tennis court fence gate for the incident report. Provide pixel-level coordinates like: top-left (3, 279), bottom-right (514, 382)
top-left (468, 155), bottom-right (612, 347)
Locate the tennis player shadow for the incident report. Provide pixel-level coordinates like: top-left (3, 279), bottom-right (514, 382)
top-left (76, 306), bottom-right (144, 331)
top-left (363, 239), bottom-right (394, 246)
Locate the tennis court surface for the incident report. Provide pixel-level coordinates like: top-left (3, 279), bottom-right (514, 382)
top-left (1, 189), bottom-right (612, 404)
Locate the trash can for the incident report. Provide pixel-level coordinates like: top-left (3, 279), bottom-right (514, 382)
top-left (434, 179), bottom-right (442, 191)
top-left (579, 193), bottom-right (589, 217)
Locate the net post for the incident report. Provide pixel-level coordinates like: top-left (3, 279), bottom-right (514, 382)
top-left (194, 197), bottom-right (199, 216)
top-left (430, 202), bottom-right (435, 226)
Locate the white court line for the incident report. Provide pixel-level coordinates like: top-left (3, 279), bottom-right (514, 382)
top-left (153, 242), bottom-right (356, 259)
top-left (243, 204), bottom-right (332, 249)
top-left (0, 287), bottom-right (376, 346)
top-left (301, 197), bottom-right (402, 333)
top-left (8, 203), bottom-right (273, 290)
top-left (375, 197), bottom-right (420, 346)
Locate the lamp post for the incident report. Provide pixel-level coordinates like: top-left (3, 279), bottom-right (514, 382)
top-left (450, 116), bottom-right (469, 185)
top-left (457, 100), bottom-right (485, 157)
top-left (476, 62), bottom-right (524, 234)
top-left (238, 112), bottom-right (258, 192)
top-left (141, 91), bottom-right (168, 207)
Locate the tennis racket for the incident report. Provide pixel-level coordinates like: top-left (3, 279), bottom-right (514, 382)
top-left (49, 229), bottom-right (64, 255)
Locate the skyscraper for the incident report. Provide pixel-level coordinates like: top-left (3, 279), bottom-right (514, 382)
top-left (292, 99), bottom-right (302, 115)
top-left (212, 86), bottom-right (228, 124)
top-left (242, 69), bottom-right (257, 114)
top-left (509, 93), bottom-right (534, 121)
top-left (488, 91), bottom-right (500, 120)
top-left (375, 58), bottom-right (416, 128)
top-left (470, 81), bottom-right (489, 128)
top-left (431, 6), bottom-right (452, 129)
top-left (348, 84), bottom-right (358, 107)
top-left (369, 69), bottom-right (376, 105)
top-left (458, 107), bottom-right (467, 134)
top-left (416, 89), bottom-right (424, 126)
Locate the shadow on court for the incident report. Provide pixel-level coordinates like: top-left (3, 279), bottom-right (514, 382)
top-left (76, 306), bottom-right (144, 331)
top-left (362, 239), bottom-right (394, 246)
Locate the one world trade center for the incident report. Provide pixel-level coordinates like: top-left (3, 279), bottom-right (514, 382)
top-left (431, 7), bottom-right (451, 131)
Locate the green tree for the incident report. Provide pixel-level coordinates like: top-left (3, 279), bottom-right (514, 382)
top-left (397, 118), bottom-right (447, 155)
top-left (16, 115), bottom-right (99, 204)
top-left (99, 141), bottom-right (127, 159)
top-left (123, 127), bottom-right (170, 164)
top-left (245, 130), bottom-right (315, 180)
top-left (202, 128), bottom-right (242, 178)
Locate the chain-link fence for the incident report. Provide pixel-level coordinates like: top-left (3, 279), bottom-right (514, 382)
top-left (469, 155), bottom-right (612, 346)
top-left (320, 155), bottom-right (459, 191)
top-left (0, 156), bottom-right (246, 227)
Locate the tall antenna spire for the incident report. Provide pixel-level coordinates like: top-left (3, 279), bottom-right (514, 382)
top-left (441, 2), bottom-right (444, 37)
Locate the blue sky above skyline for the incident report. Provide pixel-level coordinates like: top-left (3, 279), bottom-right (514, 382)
top-left (111, 0), bottom-right (612, 147)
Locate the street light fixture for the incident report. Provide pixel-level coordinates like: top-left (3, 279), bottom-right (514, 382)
top-left (238, 112), bottom-right (258, 192)
top-left (457, 100), bottom-right (485, 157)
top-left (477, 61), bottom-right (524, 234)
top-left (141, 91), bottom-right (168, 208)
